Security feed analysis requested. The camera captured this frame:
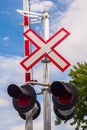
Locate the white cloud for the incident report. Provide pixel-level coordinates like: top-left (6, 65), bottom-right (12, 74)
top-left (0, 97), bottom-right (9, 106)
top-left (58, 0), bottom-right (74, 4)
top-left (11, 124), bottom-right (25, 130)
top-left (0, 55), bottom-right (25, 115)
top-left (2, 36), bottom-right (9, 41)
top-left (51, 0), bottom-right (87, 66)
top-left (0, 55), bottom-right (24, 86)
top-left (31, 0), bottom-right (55, 12)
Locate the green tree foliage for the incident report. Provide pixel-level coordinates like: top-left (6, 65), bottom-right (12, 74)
top-left (55, 62), bottom-right (87, 130)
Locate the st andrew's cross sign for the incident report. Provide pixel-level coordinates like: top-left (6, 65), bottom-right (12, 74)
top-left (20, 28), bottom-right (71, 72)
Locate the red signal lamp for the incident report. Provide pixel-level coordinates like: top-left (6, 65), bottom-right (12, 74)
top-left (7, 84), bottom-right (36, 113)
top-left (51, 81), bottom-right (78, 120)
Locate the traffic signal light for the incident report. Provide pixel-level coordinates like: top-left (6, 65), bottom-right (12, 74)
top-left (51, 81), bottom-right (78, 120)
top-left (7, 84), bottom-right (40, 119)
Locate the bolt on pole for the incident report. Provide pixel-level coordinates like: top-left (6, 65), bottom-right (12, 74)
top-left (42, 11), bottom-right (51, 130)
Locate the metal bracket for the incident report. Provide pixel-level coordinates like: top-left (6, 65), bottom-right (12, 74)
top-left (17, 9), bottom-right (42, 24)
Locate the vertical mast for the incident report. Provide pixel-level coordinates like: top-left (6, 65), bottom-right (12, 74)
top-left (42, 11), bottom-right (51, 130)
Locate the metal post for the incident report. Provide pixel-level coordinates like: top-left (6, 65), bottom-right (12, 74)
top-left (42, 11), bottom-right (51, 130)
top-left (25, 111), bottom-right (33, 130)
top-left (23, 0), bottom-right (33, 130)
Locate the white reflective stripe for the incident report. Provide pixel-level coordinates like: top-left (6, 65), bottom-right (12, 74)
top-left (57, 106), bottom-right (75, 116)
top-left (25, 110), bottom-right (33, 130)
top-left (32, 103), bottom-right (39, 116)
top-left (25, 109), bottom-right (33, 120)
top-left (25, 103), bottom-right (39, 119)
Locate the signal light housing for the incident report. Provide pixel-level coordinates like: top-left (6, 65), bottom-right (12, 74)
top-left (7, 84), bottom-right (36, 114)
top-left (51, 81), bottom-right (78, 120)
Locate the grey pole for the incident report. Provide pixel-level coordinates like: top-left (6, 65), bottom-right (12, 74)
top-left (42, 11), bottom-right (51, 130)
top-left (25, 111), bottom-right (33, 130)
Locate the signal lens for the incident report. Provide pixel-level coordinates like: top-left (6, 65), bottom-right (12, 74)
top-left (57, 91), bottom-right (73, 105)
top-left (17, 95), bottom-right (31, 108)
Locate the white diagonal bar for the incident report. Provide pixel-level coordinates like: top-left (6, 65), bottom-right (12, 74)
top-left (47, 29), bottom-right (69, 48)
top-left (48, 50), bottom-right (68, 69)
top-left (26, 29), bottom-right (44, 47)
top-left (23, 49), bottom-right (44, 68)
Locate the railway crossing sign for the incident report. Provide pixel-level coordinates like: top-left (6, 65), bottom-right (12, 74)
top-left (20, 28), bottom-right (71, 72)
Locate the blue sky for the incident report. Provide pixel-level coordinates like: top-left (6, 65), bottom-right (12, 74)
top-left (0, 0), bottom-right (23, 56)
top-left (0, 0), bottom-right (87, 130)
